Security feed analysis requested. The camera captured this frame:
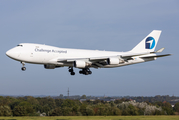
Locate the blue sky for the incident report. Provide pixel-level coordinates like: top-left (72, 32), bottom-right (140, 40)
top-left (0, 0), bottom-right (178, 96)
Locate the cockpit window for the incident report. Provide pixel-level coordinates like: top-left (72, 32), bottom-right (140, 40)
top-left (17, 45), bottom-right (23, 47)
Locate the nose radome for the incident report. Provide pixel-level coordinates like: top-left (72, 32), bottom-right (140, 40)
top-left (6, 49), bottom-right (19, 59)
top-left (6, 50), bottom-right (12, 57)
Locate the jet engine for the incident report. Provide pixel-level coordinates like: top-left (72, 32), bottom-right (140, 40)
top-left (44, 64), bottom-right (56, 69)
top-left (107, 57), bottom-right (125, 65)
top-left (74, 60), bottom-right (87, 68)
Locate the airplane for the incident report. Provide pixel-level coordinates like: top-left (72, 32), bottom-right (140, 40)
top-left (6, 30), bottom-right (171, 75)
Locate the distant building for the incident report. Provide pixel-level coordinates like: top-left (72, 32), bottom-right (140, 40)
top-left (171, 99), bottom-right (179, 102)
top-left (129, 99), bottom-right (136, 102)
top-left (100, 98), bottom-right (115, 102)
top-left (80, 99), bottom-right (86, 103)
top-left (89, 99), bottom-right (95, 101)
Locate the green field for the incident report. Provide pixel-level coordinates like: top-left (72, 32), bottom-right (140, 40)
top-left (0, 116), bottom-right (179, 120)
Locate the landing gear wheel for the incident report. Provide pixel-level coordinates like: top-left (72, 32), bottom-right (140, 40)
top-left (88, 71), bottom-right (92, 74)
top-left (21, 67), bottom-right (26, 71)
top-left (71, 72), bottom-right (75, 75)
top-left (21, 62), bottom-right (26, 71)
top-left (85, 72), bottom-right (89, 75)
top-left (69, 67), bottom-right (75, 76)
top-left (80, 68), bottom-right (92, 75)
top-left (79, 71), bottom-right (83, 74)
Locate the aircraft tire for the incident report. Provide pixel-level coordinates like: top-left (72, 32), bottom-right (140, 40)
top-left (88, 71), bottom-right (92, 74)
top-left (21, 67), bottom-right (26, 71)
top-left (71, 72), bottom-right (75, 75)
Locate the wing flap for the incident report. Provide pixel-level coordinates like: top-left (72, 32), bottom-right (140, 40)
top-left (92, 63), bottom-right (104, 67)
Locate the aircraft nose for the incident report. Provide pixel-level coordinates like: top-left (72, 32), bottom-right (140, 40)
top-left (6, 49), bottom-right (20, 59)
top-left (6, 49), bottom-right (12, 57)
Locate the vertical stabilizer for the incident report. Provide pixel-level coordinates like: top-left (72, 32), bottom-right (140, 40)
top-left (130, 30), bottom-right (162, 53)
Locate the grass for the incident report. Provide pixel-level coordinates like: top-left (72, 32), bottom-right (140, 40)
top-left (0, 116), bottom-right (179, 120)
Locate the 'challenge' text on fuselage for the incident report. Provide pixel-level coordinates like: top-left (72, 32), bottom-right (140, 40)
top-left (35, 49), bottom-right (67, 54)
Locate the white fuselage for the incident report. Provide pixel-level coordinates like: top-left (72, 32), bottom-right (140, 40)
top-left (6, 43), bottom-right (154, 68)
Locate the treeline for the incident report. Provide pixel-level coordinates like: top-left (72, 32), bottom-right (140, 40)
top-left (127, 95), bottom-right (179, 104)
top-left (57, 95), bottom-right (179, 105)
top-left (0, 96), bottom-right (179, 116)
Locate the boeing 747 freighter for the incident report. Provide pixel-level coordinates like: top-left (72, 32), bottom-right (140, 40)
top-left (6, 30), bottom-right (171, 75)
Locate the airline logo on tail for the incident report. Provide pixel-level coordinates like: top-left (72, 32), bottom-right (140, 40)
top-left (146, 37), bottom-right (155, 49)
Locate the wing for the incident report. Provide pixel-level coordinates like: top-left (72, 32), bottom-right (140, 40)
top-left (55, 48), bottom-right (170, 68)
top-left (57, 57), bottom-right (109, 68)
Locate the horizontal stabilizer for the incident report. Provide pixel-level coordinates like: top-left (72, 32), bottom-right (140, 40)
top-left (140, 54), bottom-right (171, 59)
top-left (123, 48), bottom-right (166, 59)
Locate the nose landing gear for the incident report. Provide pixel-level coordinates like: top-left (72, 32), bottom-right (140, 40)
top-left (21, 62), bottom-right (26, 71)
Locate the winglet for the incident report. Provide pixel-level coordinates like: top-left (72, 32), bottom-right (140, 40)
top-left (156, 47), bottom-right (165, 53)
top-left (151, 47), bottom-right (165, 53)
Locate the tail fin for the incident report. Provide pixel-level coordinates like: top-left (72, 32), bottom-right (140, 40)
top-left (130, 30), bottom-right (162, 53)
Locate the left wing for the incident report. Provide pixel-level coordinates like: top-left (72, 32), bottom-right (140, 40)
top-left (56, 48), bottom-right (170, 68)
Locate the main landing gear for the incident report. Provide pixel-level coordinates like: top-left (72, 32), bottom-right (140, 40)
top-left (68, 67), bottom-right (92, 76)
top-left (68, 67), bottom-right (75, 76)
top-left (21, 62), bottom-right (26, 71)
top-left (79, 68), bottom-right (92, 75)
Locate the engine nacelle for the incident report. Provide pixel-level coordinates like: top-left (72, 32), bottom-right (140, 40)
top-left (107, 57), bottom-right (125, 65)
top-left (44, 64), bottom-right (56, 69)
top-left (74, 60), bottom-right (86, 68)
top-left (107, 57), bottom-right (120, 65)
